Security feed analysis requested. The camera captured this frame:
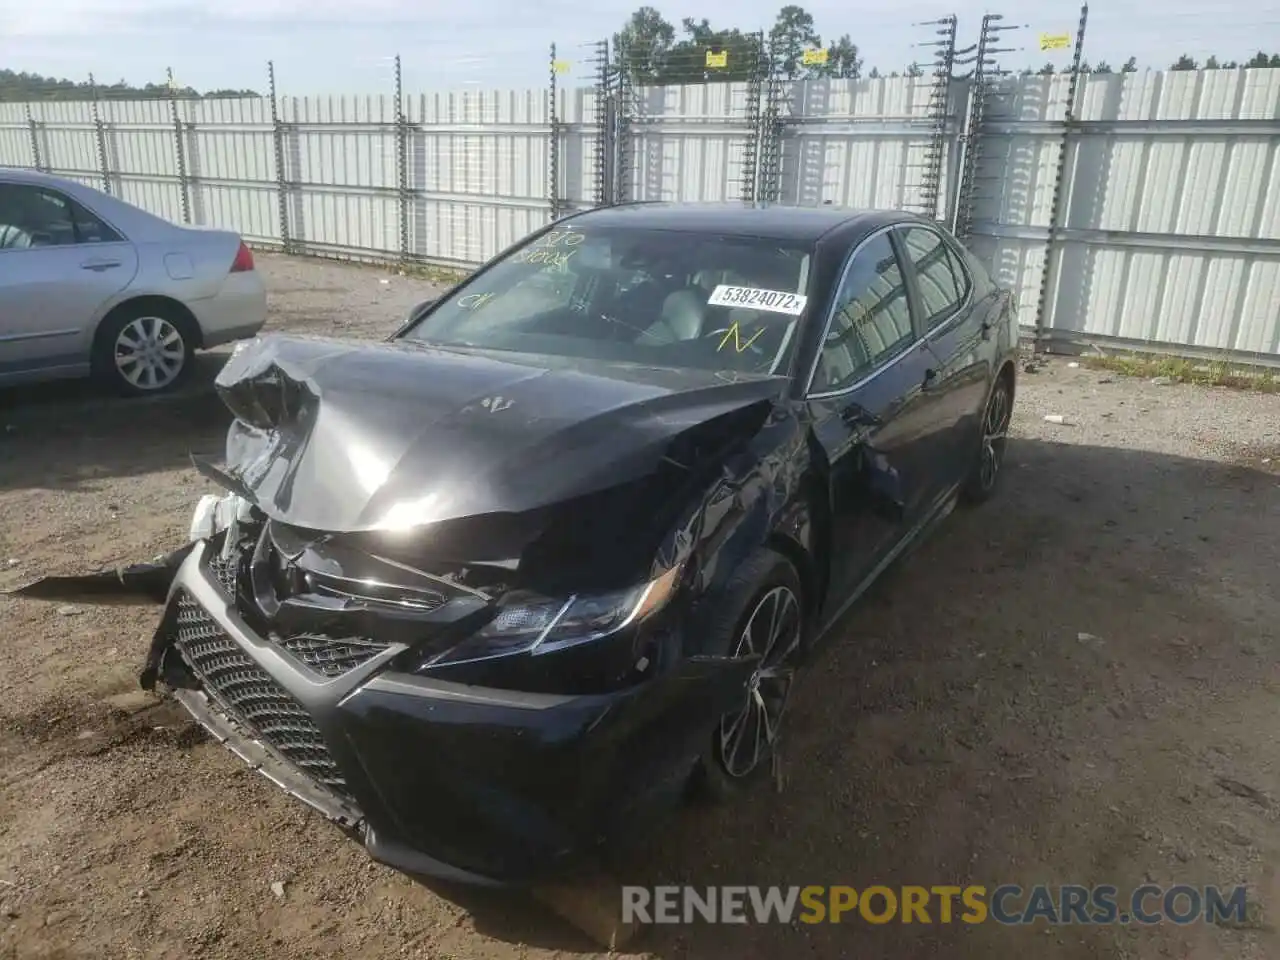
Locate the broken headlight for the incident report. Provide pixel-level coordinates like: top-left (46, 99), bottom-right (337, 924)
top-left (422, 563), bottom-right (683, 668)
top-left (189, 492), bottom-right (253, 542)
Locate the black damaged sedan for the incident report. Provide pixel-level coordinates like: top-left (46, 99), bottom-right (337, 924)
top-left (16, 203), bottom-right (1018, 885)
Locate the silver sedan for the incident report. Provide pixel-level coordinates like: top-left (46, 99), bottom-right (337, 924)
top-left (0, 168), bottom-right (267, 395)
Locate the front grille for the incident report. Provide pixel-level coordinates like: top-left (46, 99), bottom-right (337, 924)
top-left (171, 589), bottom-right (351, 799)
top-left (207, 548), bottom-right (239, 597)
top-left (277, 633), bottom-right (392, 678)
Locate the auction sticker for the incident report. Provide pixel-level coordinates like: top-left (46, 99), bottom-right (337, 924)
top-left (708, 285), bottom-right (808, 316)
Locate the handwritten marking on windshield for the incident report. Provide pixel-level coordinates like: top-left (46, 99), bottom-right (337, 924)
top-left (542, 230), bottom-right (585, 248)
top-left (457, 292), bottom-right (496, 310)
top-left (717, 322), bottom-right (766, 353)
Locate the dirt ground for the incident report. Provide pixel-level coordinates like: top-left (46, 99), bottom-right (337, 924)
top-left (2, 254), bottom-right (1279, 960)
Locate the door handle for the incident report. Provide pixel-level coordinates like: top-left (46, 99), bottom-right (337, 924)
top-left (80, 259), bottom-right (121, 272)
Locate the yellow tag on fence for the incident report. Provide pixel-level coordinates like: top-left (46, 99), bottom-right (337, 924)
top-left (1039, 33), bottom-right (1071, 51)
top-left (553, 60), bottom-right (571, 74)
top-left (801, 48), bottom-right (829, 65)
top-left (705, 50), bottom-right (728, 68)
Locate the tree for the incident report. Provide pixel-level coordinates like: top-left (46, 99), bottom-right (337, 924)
top-left (659, 18), bottom-right (765, 83)
top-left (1170, 54), bottom-right (1197, 70)
top-left (0, 68), bottom-right (256, 101)
top-left (867, 66), bottom-right (882, 79)
top-left (906, 61), bottom-right (924, 78)
top-left (808, 33), bottom-right (862, 80)
top-left (612, 6), bottom-right (676, 84)
top-left (1037, 62), bottom-right (1056, 75)
top-left (768, 4), bottom-right (820, 80)
top-left (1245, 51), bottom-right (1280, 67)
top-left (1093, 60), bottom-right (1113, 73)
top-left (1204, 55), bottom-right (1221, 69)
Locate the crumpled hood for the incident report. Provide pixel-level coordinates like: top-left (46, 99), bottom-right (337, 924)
top-left (211, 333), bottom-right (786, 533)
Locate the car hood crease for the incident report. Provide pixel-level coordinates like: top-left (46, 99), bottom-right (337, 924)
top-left (210, 333), bottom-right (786, 534)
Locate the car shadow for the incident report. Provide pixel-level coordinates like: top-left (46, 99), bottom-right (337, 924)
top-left (393, 439), bottom-right (1280, 958)
top-left (0, 353), bottom-right (231, 493)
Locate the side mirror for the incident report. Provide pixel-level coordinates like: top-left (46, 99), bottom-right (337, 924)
top-left (389, 297), bottom-right (439, 341)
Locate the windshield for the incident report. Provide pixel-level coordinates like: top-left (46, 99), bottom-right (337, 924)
top-left (402, 224), bottom-right (813, 377)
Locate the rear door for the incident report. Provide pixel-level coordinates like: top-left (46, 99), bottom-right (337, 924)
top-left (0, 182), bottom-right (137, 376)
top-left (806, 228), bottom-right (942, 604)
top-left (894, 224), bottom-right (990, 490)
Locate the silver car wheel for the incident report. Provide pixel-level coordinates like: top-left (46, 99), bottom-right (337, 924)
top-left (717, 584), bottom-right (802, 779)
top-left (114, 316), bottom-right (186, 391)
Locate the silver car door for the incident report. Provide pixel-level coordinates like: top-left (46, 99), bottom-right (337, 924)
top-left (0, 182), bottom-right (138, 377)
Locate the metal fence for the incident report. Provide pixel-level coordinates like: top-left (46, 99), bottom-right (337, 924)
top-left (2, 36), bottom-right (1279, 362)
top-left (968, 69), bottom-right (1280, 361)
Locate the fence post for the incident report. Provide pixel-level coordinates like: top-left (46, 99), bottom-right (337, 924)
top-left (587, 39), bottom-right (612, 207)
top-left (24, 102), bottom-right (42, 172)
top-left (394, 54), bottom-right (410, 264)
top-left (1032, 2), bottom-right (1089, 351)
top-left (739, 31), bottom-right (765, 203)
top-left (613, 36), bottom-right (634, 205)
top-left (166, 68), bottom-right (192, 224)
top-left (917, 16), bottom-right (958, 220)
top-left (757, 35), bottom-right (786, 203)
top-left (548, 43), bottom-right (561, 221)
top-left (88, 74), bottom-right (111, 195)
top-left (952, 13), bottom-right (1019, 239)
top-left (267, 61), bottom-right (293, 254)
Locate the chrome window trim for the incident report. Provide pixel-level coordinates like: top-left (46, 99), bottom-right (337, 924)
top-left (802, 223), bottom-right (918, 400)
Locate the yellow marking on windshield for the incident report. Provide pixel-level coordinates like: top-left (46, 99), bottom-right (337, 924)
top-left (457, 292), bottom-right (496, 310)
top-left (717, 322), bottom-right (765, 353)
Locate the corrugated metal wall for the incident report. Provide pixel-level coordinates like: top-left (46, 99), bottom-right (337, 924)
top-left (2, 70), bottom-right (1278, 360)
top-left (969, 68), bottom-right (1280, 360)
top-left (625, 82), bottom-right (757, 203)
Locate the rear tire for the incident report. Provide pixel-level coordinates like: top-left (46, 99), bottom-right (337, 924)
top-left (92, 303), bottom-right (196, 397)
top-left (960, 370), bottom-right (1013, 505)
top-left (688, 547), bottom-right (806, 804)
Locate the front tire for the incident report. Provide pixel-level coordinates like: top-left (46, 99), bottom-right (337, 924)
top-left (689, 547), bottom-right (806, 803)
top-left (92, 305), bottom-right (195, 397)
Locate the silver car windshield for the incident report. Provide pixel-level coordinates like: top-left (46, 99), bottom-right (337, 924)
top-left (403, 225), bottom-right (813, 377)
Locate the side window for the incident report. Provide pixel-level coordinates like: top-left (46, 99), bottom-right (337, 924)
top-left (68, 195), bottom-right (122, 244)
top-left (900, 226), bottom-right (968, 329)
top-left (0, 184), bottom-right (121, 249)
top-left (809, 232), bottom-right (914, 394)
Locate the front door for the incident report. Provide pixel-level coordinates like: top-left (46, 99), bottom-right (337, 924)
top-left (806, 229), bottom-right (942, 606)
top-left (0, 182), bottom-right (137, 376)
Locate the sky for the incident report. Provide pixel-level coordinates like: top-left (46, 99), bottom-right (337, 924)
top-left (0, 0), bottom-right (1276, 94)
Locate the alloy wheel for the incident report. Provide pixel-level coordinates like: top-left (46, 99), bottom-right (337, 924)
top-left (717, 585), bottom-right (802, 779)
top-left (114, 316), bottom-right (186, 391)
top-left (979, 379), bottom-right (1011, 492)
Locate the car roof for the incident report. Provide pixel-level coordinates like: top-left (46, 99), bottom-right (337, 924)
top-left (0, 166), bottom-right (222, 243)
top-left (567, 202), bottom-right (914, 242)
top-left (0, 166), bottom-right (76, 187)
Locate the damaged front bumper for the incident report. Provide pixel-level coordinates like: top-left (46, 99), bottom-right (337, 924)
top-left (117, 538), bottom-right (753, 886)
